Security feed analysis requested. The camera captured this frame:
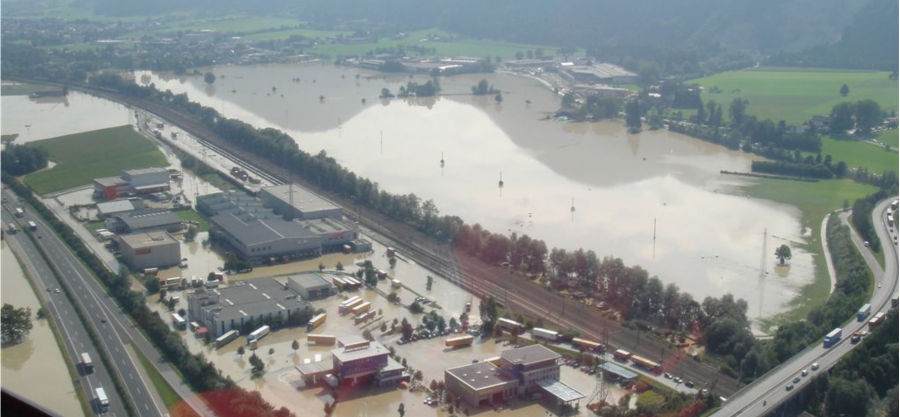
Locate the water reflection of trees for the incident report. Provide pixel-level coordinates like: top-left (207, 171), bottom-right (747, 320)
top-left (1, 336), bottom-right (35, 371)
top-left (403, 95), bottom-right (439, 110)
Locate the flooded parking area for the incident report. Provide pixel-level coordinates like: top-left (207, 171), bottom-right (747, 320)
top-left (1, 241), bottom-right (84, 417)
top-left (139, 64), bottom-right (815, 321)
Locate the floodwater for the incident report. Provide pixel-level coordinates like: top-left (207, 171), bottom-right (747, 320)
top-left (1, 90), bottom-right (133, 143)
top-left (1, 241), bottom-right (84, 417)
top-left (138, 64), bottom-right (815, 322)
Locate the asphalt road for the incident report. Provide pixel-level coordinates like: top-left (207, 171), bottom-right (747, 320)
top-left (3, 206), bottom-right (131, 416)
top-left (3, 189), bottom-right (219, 417)
top-left (713, 199), bottom-right (899, 417)
top-left (3, 190), bottom-right (165, 416)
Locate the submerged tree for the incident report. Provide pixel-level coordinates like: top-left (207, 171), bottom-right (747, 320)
top-left (775, 244), bottom-right (792, 265)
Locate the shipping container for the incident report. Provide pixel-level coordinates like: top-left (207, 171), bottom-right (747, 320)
top-left (351, 302), bottom-right (371, 315)
top-left (308, 313), bottom-right (327, 330)
top-left (572, 337), bottom-right (603, 352)
top-left (532, 328), bottom-right (561, 341)
top-left (630, 355), bottom-right (661, 371)
top-left (215, 330), bottom-right (239, 348)
top-left (445, 335), bottom-right (474, 348)
top-left (248, 325), bottom-right (270, 343)
top-left (868, 312), bottom-right (886, 329)
top-left (307, 334), bottom-right (336, 346)
top-left (613, 349), bottom-right (632, 361)
top-left (172, 313), bottom-right (186, 330)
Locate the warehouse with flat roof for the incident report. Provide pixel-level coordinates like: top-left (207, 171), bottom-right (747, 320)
top-left (93, 167), bottom-right (170, 200)
top-left (286, 272), bottom-right (336, 300)
top-left (187, 278), bottom-right (311, 337)
top-left (106, 208), bottom-right (182, 234)
top-left (198, 192), bottom-right (358, 263)
top-left (117, 231), bottom-right (181, 270)
top-left (260, 184), bottom-right (343, 220)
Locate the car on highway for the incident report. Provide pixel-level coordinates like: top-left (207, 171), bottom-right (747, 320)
top-left (55, 288), bottom-right (61, 294)
top-left (793, 377), bottom-right (801, 384)
top-left (786, 384), bottom-right (794, 391)
top-left (663, 373), bottom-right (672, 379)
top-left (812, 363), bottom-right (820, 371)
top-left (801, 369), bottom-right (808, 377)
top-left (685, 381), bottom-right (695, 388)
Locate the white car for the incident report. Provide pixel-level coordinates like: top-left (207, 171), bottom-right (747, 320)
top-left (811, 363), bottom-right (820, 371)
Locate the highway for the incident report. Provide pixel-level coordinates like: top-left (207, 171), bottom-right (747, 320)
top-left (3, 206), bottom-right (131, 416)
top-left (712, 199), bottom-right (898, 417)
top-left (3, 190), bottom-right (165, 416)
top-left (3, 188), bottom-right (219, 417)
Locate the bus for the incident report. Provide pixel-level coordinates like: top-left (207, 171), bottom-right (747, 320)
top-left (95, 387), bottom-right (109, 411)
top-left (81, 352), bottom-right (94, 374)
top-left (630, 355), bottom-right (661, 372)
top-left (823, 328), bottom-right (842, 348)
top-left (497, 318), bottom-right (525, 333)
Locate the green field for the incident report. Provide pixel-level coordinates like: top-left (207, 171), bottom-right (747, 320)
top-left (24, 125), bottom-right (167, 195)
top-left (744, 178), bottom-right (877, 328)
top-left (690, 67), bottom-right (898, 125)
top-left (1, 82), bottom-right (48, 96)
top-left (876, 129), bottom-right (899, 148)
top-left (817, 134), bottom-right (899, 174)
top-left (243, 28), bottom-right (353, 42)
top-left (175, 209), bottom-right (209, 232)
top-left (123, 16), bottom-right (307, 38)
top-left (312, 29), bottom-right (562, 61)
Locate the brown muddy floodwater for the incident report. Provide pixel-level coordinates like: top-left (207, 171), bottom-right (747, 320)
top-left (1, 241), bottom-right (84, 417)
top-left (139, 64), bottom-right (814, 323)
top-left (1, 90), bottom-right (133, 144)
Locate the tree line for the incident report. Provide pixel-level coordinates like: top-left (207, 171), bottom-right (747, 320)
top-left (0, 172), bottom-right (294, 417)
top-left (0, 144), bottom-right (49, 176)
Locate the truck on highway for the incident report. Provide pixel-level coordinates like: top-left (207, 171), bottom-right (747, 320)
top-left (26, 221), bottom-right (37, 231)
top-left (215, 329), bottom-right (239, 348)
top-left (892, 199), bottom-right (899, 210)
top-left (613, 349), bottom-right (632, 361)
top-left (868, 312), bottom-right (886, 329)
top-left (308, 334), bottom-right (336, 346)
top-left (81, 352), bottom-right (94, 374)
top-left (857, 303), bottom-right (871, 321)
top-left (445, 335), bottom-right (474, 348)
top-left (892, 292), bottom-right (898, 309)
top-left (7, 223), bottom-right (16, 234)
top-left (95, 387), bottom-right (109, 411)
top-left (248, 325), bottom-right (270, 344)
top-left (308, 313), bottom-right (326, 331)
top-left (14, 207), bottom-right (24, 218)
top-left (532, 328), bottom-right (561, 341)
top-left (823, 327), bottom-right (842, 348)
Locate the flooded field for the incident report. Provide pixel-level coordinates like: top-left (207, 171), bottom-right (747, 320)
top-left (137, 64), bottom-right (815, 321)
top-left (1, 91), bottom-right (132, 144)
top-left (1, 241), bottom-right (84, 417)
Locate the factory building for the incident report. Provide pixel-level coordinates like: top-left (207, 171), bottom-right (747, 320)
top-left (93, 167), bottom-right (171, 200)
top-left (105, 208), bottom-right (182, 234)
top-left (445, 344), bottom-right (583, 408)
top-left (260, 184), bottom-right (343, 220)
top-left (198, 191), bottom-right (358, 264)
top-left (286, 272), bottom-right (336, 300)
top-left (117, 231), bottom-right (181, 270)
top-left (296, 337), bottom-right (408, 387)
top-left (187, 278), bottom-right (311, 337)
top-left (96, 198), bottom-right (144, 218)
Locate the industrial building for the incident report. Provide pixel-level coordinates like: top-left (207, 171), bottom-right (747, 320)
top-left (198, 191), bottom-right (358, 264)
top-left (96, 198), bottom-right (144, 218)
top-left (445, 344), bottom-right (584, 408)
top-left (187, 278), bottom-right (311, 337)
top-left (560, 63), bottom-right (637, 85)
top-left (117, 231), bottom-right (181, 270)
top-left (105, 208), bottom-right (182, 234)
top-left (331, 337), bottom-right (407, 386)
top-left (94, 167), bottom-right (171, 200)
top-left (286, 272), bottom-right (336, 300)
top-left (260, 184), bottom-right (343, 220)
